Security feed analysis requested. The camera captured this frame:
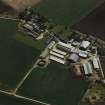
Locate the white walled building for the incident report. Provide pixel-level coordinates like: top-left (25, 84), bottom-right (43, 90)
top-left (92, 57), bottom-right (100, 69)
top-left (49, 55), bottom-right (65, 64)
top-left (80, 41), bottom-right (90, 50)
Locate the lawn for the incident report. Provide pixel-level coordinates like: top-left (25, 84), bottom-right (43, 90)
top-left (0, 19), bottom-right (40, 91)
top-left (36, 0), bottom-right (104, 26)
top-left (18, 62), bottom-right (89, 105)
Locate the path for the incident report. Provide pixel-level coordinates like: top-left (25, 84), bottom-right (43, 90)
top-left (14, 59), bottom-right (40, 94)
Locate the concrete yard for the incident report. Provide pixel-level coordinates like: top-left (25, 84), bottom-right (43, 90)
top-left (72, 2), bottom-right (105, 41)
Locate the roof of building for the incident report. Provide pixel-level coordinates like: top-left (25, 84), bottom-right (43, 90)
top-left (52, 48), bottom-right (67, 55)
top-left (72, 41), bottom-right (81, 47)
top-left (47, 41), bottom-right (55, 49)
top-left (83, 63), bottom-right (89, 75)
top-left (23, 23), bottom-right (33, 31)
top-left (49, 55), bottom-right (65, 64)
top-left (92, 57), bottom-right (100, 69)
top-left (79, 50), bottom-right (88, 58)
top-left (57, 41), bottom-right (72, 49)
top-left (80, 41), bottom-right (90, 49)
top-left (50, 51), bottom-right (64, 59)
top-left (87, 62), bottom-right (93, 74)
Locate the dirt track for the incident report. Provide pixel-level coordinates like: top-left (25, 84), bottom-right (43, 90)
top-left (2, 0), bottom-right (41, 12)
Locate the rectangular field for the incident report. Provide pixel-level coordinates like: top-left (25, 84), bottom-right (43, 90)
top-left (2, 0), bottom-right (41, 12)
top-left (0, 19), bottom-right (40, 91)
top-left (0, 93), bottom-right (42, 105)
top-left (17, 62), bottom-right (89, 105)
top-left (72, 2), bottom-right (105, 41)
top-left (36, 0), bottom-right (104, 26)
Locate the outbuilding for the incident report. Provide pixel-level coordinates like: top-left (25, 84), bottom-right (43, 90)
top-left (50, 51), bottom-right (64, 59)
top-left (80, 41), bottom-right (90, 50)
top-left (52, 48), bottom-right (67, 55)
top-left (68, 53), bottom-right (79, 63)
top-left (79, 50), bottom-right (88, 58)
top-left (82, 62), bottom-right (93, 76)
top-left (47, 41), bottom-right (55, 49)
top-left (23, 23), bottom-right (33, 31)
top-left (92, 57), bottom-right (100, 69)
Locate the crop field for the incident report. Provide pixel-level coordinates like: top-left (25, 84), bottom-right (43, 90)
top-left (36, 0), bottom-right (104, 26)
top-left (2, 0), bottom-right (41, 12)
top-left (17, 62), bottom-right (88, 105)
top-left (72, 2), bottom-right (105, 41)
top-left (0, 93), bottom-right (42, 105)
top-left (0, 19), bottom-right (40, 91)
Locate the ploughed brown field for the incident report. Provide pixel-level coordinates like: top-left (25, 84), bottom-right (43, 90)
top-left (72, 2), bottom-right (105, 41)
top-left (2, 0), bottom-right (41, 12)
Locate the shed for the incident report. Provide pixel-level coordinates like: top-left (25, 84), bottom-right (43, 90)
top-left (57, 41), bottom-right (72, 49)
top-left (80, 41), bottom-right (90, 50)
top-left (52, 48), bottom-right (66, 55)
top-left (68, 53), bottom-right (79, 63)
top-left (47, 41), bottom-right (55, 49)
top-left (23, 23), bottom-right (33, 31)
top-left (79, 50), bottom-right (88, 58)
top-left (82, 62), bottom-right (93, 76)
top-left (92, 57), bottom-right (100, 69)
top-left (50, 51), bottom-right (64, 59)
top-left (49, 55), bottom-right (65, 64)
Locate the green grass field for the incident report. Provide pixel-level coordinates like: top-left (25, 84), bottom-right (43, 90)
top-left (0, 19), bottom-right (40, 91)
top-left (18, 62), bottom-right (89, 105)
top-left (14, 32), bottom-right (46, 51)
top-left (36, 0), bottom-right (104, 26)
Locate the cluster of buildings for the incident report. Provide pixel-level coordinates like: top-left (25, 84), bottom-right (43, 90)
top-left (18, 8), bottom-right (46, 40)
top-left (46, 34), bottom-right (104, 80)
top-left (18, 9), bottom-right (105, 81)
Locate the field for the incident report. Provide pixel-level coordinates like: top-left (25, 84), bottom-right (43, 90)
top-left (0, 19), bottom-right (40, 91)
top-left (0, 0), bottom-right (104, 104)
top-left (2, 0), bottom-right (41, 12)
top-left (14, 32), bottom-right (46, 51)
top-left (17, 62), bottom-right (88, 105)
top-left (36, 0), bottom-right (104, 26)
top-left (72, 2), bottom-right (105, 41)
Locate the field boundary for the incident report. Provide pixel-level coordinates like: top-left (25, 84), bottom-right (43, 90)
top-left (0, 89), bottom-right (51, 105)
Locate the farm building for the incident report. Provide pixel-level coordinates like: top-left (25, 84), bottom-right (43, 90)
top-left (80, 41), bottom-right (90, 50)
top-left (82, 62), bottom-right (93, 76)
top-left (68, 53), bottom-right (79, 63)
